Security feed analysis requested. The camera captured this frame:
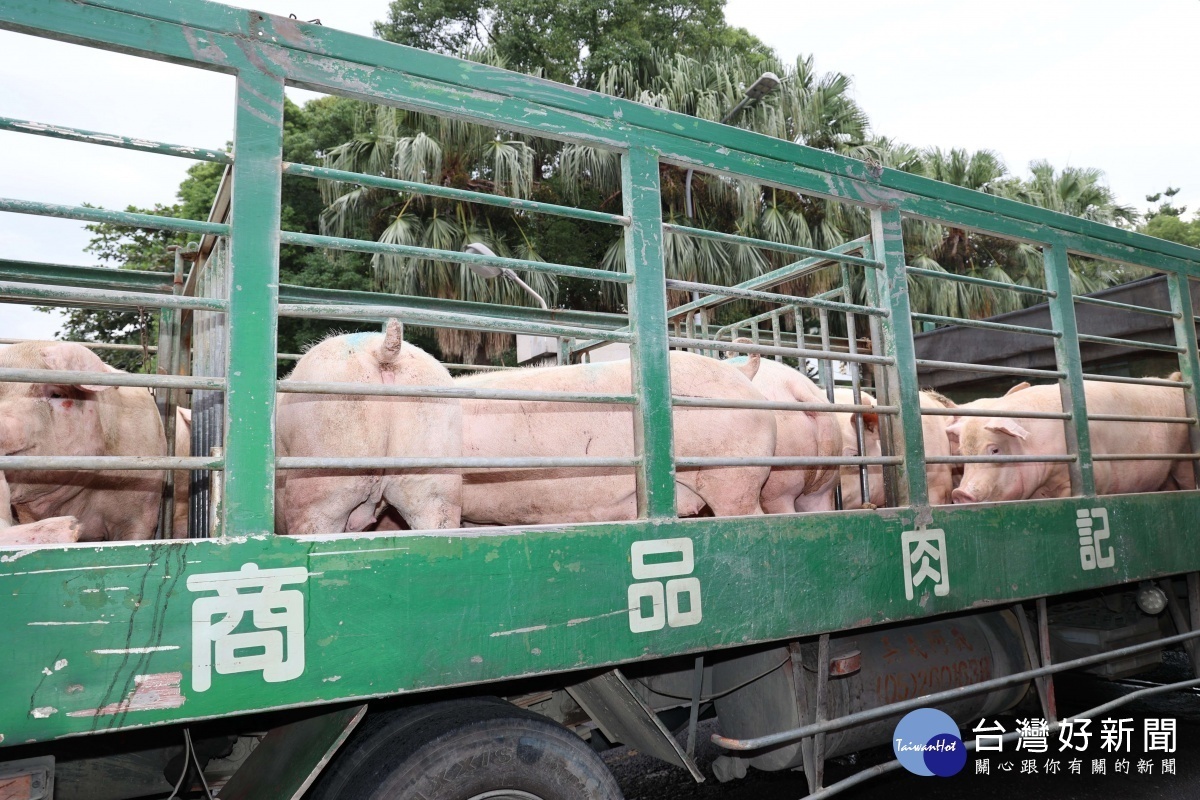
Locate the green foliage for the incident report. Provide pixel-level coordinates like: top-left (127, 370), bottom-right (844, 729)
top-left (374, 0), bottom-right (769, 86)
top-left (1140, 187), bottom-right (1200, 250)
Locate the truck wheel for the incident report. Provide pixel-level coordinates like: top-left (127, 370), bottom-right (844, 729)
top-left (308, 697), bottom-right (624, 800)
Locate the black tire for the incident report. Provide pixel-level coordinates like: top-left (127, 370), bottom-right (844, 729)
top-left (308, 697), bottom-right (624, 800)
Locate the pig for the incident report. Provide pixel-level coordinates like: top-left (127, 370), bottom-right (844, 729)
top-left (734, 356), bottom-right (841, 513)
top-left (276, 320), bottom-right (461, 534)
top-left (948, 376), bottom-right (1192, 503)
top-left (832, 388), bottom-right (957, 507)
top-left (0, 341), bottom-right (166, 541)
top-left (455, 351), bottom-right (775, 525)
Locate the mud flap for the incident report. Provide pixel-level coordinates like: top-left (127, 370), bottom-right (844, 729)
top-left (568, 669), bottom-right (705, 783)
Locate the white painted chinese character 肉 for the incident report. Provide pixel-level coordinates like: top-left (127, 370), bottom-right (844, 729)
top-left (188, 562), bottom-right (310, 692)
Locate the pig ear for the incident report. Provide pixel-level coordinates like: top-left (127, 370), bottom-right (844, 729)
top-left (984, 418), bottom-right (1030, 440)
top-left (378, 319), bottom-right (403, 367)
top-left (1004, 381), bottom-right (1032, 396)
top-left (856, 412), bottom-right (879, 433)
top-left (41, 343), bottom-right (116, 392)
top-left (944, 418), bottom-right (964, 447)
top-left (731, 338), bottom-right (760, 381)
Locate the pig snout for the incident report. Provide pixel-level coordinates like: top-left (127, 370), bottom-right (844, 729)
top-left (951, 487), bottom-right (978, 504)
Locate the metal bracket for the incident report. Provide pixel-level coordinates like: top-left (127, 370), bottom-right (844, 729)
top-left (568, 668), bottom-right (705, 783)
top-left (217, 704), bottom-right (366, 800)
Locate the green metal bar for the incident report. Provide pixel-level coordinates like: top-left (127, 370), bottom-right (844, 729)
top-left (673, 396), bottom-right (893, 415)
top-left (279, 230), bottom-right (631, 285)
top-left (904, 266), bottom-right (1055, 298)
top-left (0, 197), bottom-right (228, 236)
top-left (870, 206), bottom-right (928, 508)
top-left (1081, 373), bottom-right (1190, 389)
top-left (282, 162), bottom-right (629, 226)
top-left (921, 406), bottom-right (1071, 421)
top-left (0, 367), bottom-right (224, 392)
top-left (663, 223), bottom-right (881, 269)
top-left (624, 147), bottom-right (676, 519)
top-left (278, 457), bottom-right (639, 470)
top-left (927, 455), bottom-right (1077, 465)
top-left (278, 381), bottom-right (635, 405)
top-left (663, 279), bottom-right (887, 318)
top-left (278, 302), bottom-right (633, 343)
top-left (0, 259), bottom-right (175, 293)
top-left (0, 115), bottom-right (231, 163)
top-left (220, 69), bottom-right (285, 536)
top-left (1073, 293), bottom-right (1179, 319)
top-left (666, 239), bottom-right (872, 320)
top-left (1043, 240), bottom-right (1096, 496)
top-left (677, 456), bottom-right (902, 468)
top-left (1088, 413), bottom-right (1195, 424)
top-left (910, 312), bottom-right (1061, 338)
top-left (1167, 272), bottom-right (1200, 484)
top-left (0, 280), bottom-right (226, 312)
top-left (668, 337), bottom-right (891, 366)
top-left (1076, 333), bottom-right (1183, 354)
top-left (914, 359), bottom-right (1065, 380)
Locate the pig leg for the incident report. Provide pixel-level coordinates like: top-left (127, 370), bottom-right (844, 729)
top-left (691, 466), bottom-right (768, 517)
top-left (0, 472), bottom-right (11, 530)
top-left (383, 473), bottom-right (461, 530)
top-left (0, 516), bottom-right (83, 545)
top-left (282, 474), bottom-right (384, 535)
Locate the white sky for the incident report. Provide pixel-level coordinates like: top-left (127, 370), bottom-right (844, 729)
top-left (2, 0), bottom-right (1196, 339)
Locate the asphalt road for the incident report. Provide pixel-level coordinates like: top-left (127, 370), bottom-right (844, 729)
top-left (604, 651), bottom-right (1200, 800)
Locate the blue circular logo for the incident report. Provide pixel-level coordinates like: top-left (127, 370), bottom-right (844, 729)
top-left (893, 708), bottom-right (966, 777)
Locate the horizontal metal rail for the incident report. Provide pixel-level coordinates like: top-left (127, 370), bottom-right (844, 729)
top-left (1076, 332), bottom-right (1183, 353)
top-left (1088, 413), bottom-right (1197, 424)
top-left (278, 381), bottom-right (635, 404)
top-left (911, 312), bottom-right (1061, 338)
top-left (804, 675), bottom-right (1200, 800)
top-left (914, 359), bottom-right (1066, 379)
top-left (666, 238), bottom-right (873, 320)
top-left (919, 406), bottom-right (1071, 421)
top-left (276, 354), bottom-right (510, 372)
top-left (0, 456), bottom-right (222, 471)
top-left (0, 116), bottom-right (232, 164)
top-left (668, 337), bottom-right (893, 366)
top-left (277, 456), bottom-right (640, 470)
top-left (279, 230), bottom-right (632, 285)
top-left (677, 456), bottom-right (903, 468)
top-left (672, 396), bottom-right (895, 415)
top-left (711, 619), bottom-right (1200, 752)
top-left (0, 197), bottom-right (229, 236)
top-left (282, 162), bottom-right (629, 227)
top-left (664, 278), bottom-right (887, 318)
top-left (1073, 293), bottom-right (1180, 319)
top-left (0, 338), bottom-right (157, 354)
top-left (1081, 372), bottom-right (1190, 389)
top-left (1091, 453), bottom-right (1196, 462)
top-left (0, 281), bottom-right (227, 313)
top-left (0, 367), bottom-right (224, 392)
top-left (278, 302), bottom-right (633, 343)
top-left (926, 454), bottom-right (1077, 464)
top-left (904, 265), bottom-right (1056, 297)
top-left (662, 223), bottom-right (882, 269)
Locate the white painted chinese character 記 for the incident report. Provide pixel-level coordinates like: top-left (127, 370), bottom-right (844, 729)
top-left (902, 529), bottom-right (949, 601)
top-left (188, 562), bottom-right (309, 692)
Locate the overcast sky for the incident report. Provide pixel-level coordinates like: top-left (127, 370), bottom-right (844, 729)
top-left (2, 0), bottom-right (1196, 340)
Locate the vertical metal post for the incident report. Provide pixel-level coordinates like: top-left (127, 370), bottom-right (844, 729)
top-left (813, 633), bottom-right (830, 790)
top-left (869, 207), bottom-right (927, 508)
top-left (1043, 239), bottom-right (1095, 496)
top-left (222, 69), bottom-right (286, 535)
top-left (1167, 272), bottom-right (1200, 484)
top-left (622, 147), bottom-right (676, 519)
top-left (843, 264), bottom-right (870, 505)
top-left (771, 311), bottom-right (783, 362)
top-left (1036, 598), bottom-right (1058, 723)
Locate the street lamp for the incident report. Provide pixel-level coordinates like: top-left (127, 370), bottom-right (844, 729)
top-left (462, 242), bottom-right (548, 309)
top-left (684, 72), bottom-right (781, 219)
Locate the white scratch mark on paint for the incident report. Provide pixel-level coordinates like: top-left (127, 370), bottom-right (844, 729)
top-left (489, 624), bottom-right (547, 638)
top-left (309, 547), bottom-right (410, 557)
top-left (66, 672), bottom-right (184, 717)
top-left (2, 563), bottom-right (155, 578)
top-left (470, 655), bottom-right (483, 663)
top-left (30, 707), bottom-right (57, 719)
top-left (322, 675), bottom-right (341, 682)
top-left (28, 621), bottom-right (109, 626)
top-left (90, 646), bottom-right (179, 655)
top-left (54, 659), bottom-right (67, 671)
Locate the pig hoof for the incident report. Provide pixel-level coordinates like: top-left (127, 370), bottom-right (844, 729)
top-left (862, 503), bottom-right (878, 511)
top-left (0, 516), bottom-right (83, 546)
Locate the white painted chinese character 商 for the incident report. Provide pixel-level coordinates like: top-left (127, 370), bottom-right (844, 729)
top-left (188, 562), bottom-right (309, 692)
top-left (1076, 508), bottom-right (1115, 570)
top-left (902, 529), bottom-right (949, 601)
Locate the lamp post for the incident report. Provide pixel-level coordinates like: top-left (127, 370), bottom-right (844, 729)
top-left (684, 72), bottom-right (780, 220)
top-left (462, 242), bottom-right (548, 309)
